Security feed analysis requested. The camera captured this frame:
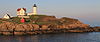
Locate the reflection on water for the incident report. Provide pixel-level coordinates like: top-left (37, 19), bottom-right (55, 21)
top-left (0, 32), bottom-right (100, 42)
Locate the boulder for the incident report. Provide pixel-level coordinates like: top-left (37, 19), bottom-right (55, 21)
top-left (67, 30), bottom-right (84, 32)
top-left (26, 32), bottom-right (36, 35)
top-left (14, 32), bottom-right (26, 35)
top-left (15, 24), bottom-right (25, 31)
top-left (92, 27), bottom-right (100, 32)
top-left (32, 24), bottom-right (40, 31)
top-left (2, 32), bottom-right (13, 35)
top-left (41, 25), bottom-right (49, 30)
top-left (21, 24), bottom-right (33, 31)
top-left (0, 22), bottom-right (16, 31)
top-left (0, 24), bottom-right (8, 31)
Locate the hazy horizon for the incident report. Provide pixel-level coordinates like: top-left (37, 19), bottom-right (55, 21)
top-left (0, 0), bottom-right (100, 26)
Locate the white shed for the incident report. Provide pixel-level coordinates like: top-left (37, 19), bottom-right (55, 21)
top-left (3, 14), bottom-right (11, 19)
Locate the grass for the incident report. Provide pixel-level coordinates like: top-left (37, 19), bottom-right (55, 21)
top-left (4, 17), bottom-right (22, 24)
top-left (35, 22), bottom-right (50, 25)
top-left (0, 15), bottom-right (79, 25)
top-left (0, 22), bottom-right (3, 24)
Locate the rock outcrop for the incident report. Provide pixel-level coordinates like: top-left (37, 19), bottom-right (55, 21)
top-left (0, 15), bottom-right (99, 35)
top-left (92, 27), bottom-right (100, 32)
top-left (0, 21), bottom-right (92, 35)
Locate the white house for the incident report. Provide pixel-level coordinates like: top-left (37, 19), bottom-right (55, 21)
top-left (16, 4), bottom-right (38, 18)
top-left (17, 8), bottom-right (26, 16)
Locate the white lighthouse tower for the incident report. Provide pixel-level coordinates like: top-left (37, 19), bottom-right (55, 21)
top-left (33, 4), bottom-right (37, 15)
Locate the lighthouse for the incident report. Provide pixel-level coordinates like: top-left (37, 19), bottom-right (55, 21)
top-left (17, 4), bottom-right (38, 16)
top-left (33, 4), bottom-right (37, 15)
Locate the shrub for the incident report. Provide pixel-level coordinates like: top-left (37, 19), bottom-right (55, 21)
top-left (25, 19), bottom-right (30, 22)
top-left (7, 17), bottom-right (21, 24)
top-left (0, 22), bottom-right (3, 24)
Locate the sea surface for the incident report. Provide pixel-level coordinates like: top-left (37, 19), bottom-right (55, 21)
top-left (0, 32), bottom-right (100, 42)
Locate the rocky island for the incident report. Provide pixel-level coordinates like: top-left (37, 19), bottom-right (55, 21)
top-left (0, 4), bottom-right (100, 35)
top-left (0, 15), bottom-right (100, 35)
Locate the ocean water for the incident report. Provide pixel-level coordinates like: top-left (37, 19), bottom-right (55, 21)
top-left (0, 32), bottom-right (100, 42)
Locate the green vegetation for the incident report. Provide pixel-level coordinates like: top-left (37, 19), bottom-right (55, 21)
top-left (0, 15), bottom-right (80, 25)
top-left (31, 14), bottom-right (47, 16)
top-left (59, 17), bottom-right (79, 24)
top-left (25, 18), bottom-right (30, 22)
top-left (35, 22), bottom-right (50, 25)
top-left (0, 20), bottom-right (3, 24)
top-left (0, 22), bottom-right (3, 24)
top-left (30, 15), bottom-right (39, 21)
top-left (4, 17), bottom-right (22, 24)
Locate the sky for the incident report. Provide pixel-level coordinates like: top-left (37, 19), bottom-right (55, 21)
top-left (0, 0), bottom-right (100, 26)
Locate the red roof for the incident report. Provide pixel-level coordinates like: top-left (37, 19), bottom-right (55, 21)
top-left (17, 8), bottom-right (26, 11)
top-left (17, 8), bottom-right (21, 11)
top-left (23, 8), bottom-right (26, 11)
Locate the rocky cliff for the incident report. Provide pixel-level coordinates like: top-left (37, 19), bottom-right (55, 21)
top-left (0, 15), bottom-right (98, 35)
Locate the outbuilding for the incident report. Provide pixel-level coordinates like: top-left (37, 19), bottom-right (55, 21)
top-left (3, 14), bottom-right (11, 19)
